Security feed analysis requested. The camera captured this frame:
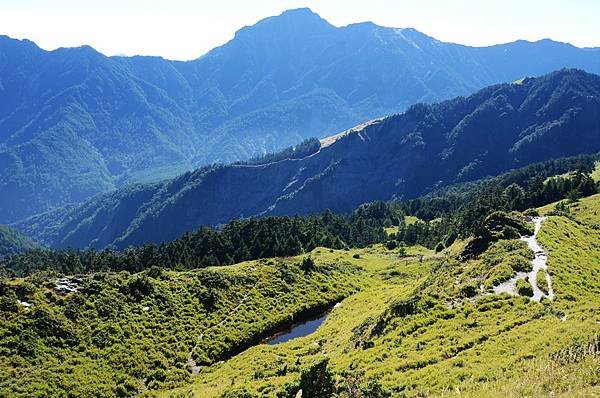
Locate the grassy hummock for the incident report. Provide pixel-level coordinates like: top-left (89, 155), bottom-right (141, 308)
top-left (537, 269), bottom-right (550, 295)
top-left (516, 278), bottom-right (534, 297)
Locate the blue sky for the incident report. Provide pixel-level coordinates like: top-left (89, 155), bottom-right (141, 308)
top-left (1, 0), bottom-right (599, 60)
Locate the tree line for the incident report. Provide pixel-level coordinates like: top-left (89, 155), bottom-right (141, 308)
top-left (1, 154), bottom-right (598, 277)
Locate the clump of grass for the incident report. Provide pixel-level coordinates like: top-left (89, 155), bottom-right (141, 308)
top-left (550, 335), bottom-right (600, 364)
top-left (537, 270), bottom-right (549, 295)
top-left (509, 255), bottom-right (533, 273)
top-left (460, 281), bottom-right (479, 298)
top-left (485, 263), bottom-right (514, 288)
top-left (516, 278), bottom-right (533, 297)
top-left (523, 208), bottom-right (540, 217)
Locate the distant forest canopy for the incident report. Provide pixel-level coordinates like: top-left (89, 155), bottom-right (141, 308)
top-left (232, 138), bottom-right (321, 166)
top-left (0, 226), bottom-right (41, 258)
top-left (2, 154), bottom-right (597, 277)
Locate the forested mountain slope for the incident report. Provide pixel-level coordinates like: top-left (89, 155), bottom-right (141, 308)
top-left (0, 225), bottom-right (40, 257)
top-left (17, 69), bottom-right (600, 249)
top-left (2, 8), bottom-right (600, 222)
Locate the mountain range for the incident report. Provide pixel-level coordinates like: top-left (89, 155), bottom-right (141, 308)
top-left (17, 69), bottom-right (600, 249)
top-left (2, 8), bottom-right (600, 223)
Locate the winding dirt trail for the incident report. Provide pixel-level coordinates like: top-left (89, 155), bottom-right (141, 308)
top-left (494, 217), bottom-right (554, 301)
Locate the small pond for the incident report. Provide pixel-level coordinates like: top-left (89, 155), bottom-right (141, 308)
top-left (264, 308), bottom-right (333, 345)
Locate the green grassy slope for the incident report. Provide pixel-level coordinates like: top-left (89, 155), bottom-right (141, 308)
top-left (0, 251), bottom-right (367, 396)
top-left (459, 194), bottom-right (600, 397)
top-left (163, 206), bottom-right (599, 397)
top-left (161, 248), bottom-right (436, 397)
top-left (1, 197), bottom-right (599, 397)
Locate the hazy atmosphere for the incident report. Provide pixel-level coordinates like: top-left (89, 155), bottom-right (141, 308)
top-left (1, 0), bottom-right (599, 59)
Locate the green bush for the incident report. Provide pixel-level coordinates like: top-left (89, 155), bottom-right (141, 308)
top-left (122, 275), bottom-right (153, 300)
top-left (523, 208), bottom-right (540, 217)
top-left (358, 379), bottom-right (392, 398)
top-left (486, 263), bottom-right (514, 288)
top-left (0, 293), bottom-right (18, 312)
top-left (516, 278), bottom-right (533, 297)
top-left (385, 240), bottom-right (398, 250)
top-left (460, 282), bottom-right (479, 298)
top-left (219, 387), bottom-right (255, 398)
top-left (509, 255), bottom-right (533, 273)
top-left (501, 226), bottom-right (521, 240)
top-left (299, 359), bottom-right (335, 398)
top-left (537, 270), bottom-right (549, 295)
top-left (301, 256), bottom-right (316, 272)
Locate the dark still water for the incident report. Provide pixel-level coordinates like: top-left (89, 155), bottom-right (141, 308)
top-left (265, 311), bottom-right (331, 345)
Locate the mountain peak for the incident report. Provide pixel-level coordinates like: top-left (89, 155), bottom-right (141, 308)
top-left (52, 44), bottom-right (105, 60)
top-left (233, 7), bottom-right (333, 40)
top-left (0, 35), bottom-right (42, 53)
top-left (259, 7), bottom-right (331, 28)
top-left (345, 21), bottom-right (379, 30)
top-left (279, 7), bottom-right (320, 17)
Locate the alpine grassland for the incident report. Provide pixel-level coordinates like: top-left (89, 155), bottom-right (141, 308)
top-left (162, 201), bottom-right (599, 397)
top-left (0, 251), bottom-right (367, 396)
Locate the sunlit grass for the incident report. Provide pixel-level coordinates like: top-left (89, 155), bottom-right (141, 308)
top-left (162, 197), bottom-right (600, 397)
top-left (3, 196), bottom-right (600, 397)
